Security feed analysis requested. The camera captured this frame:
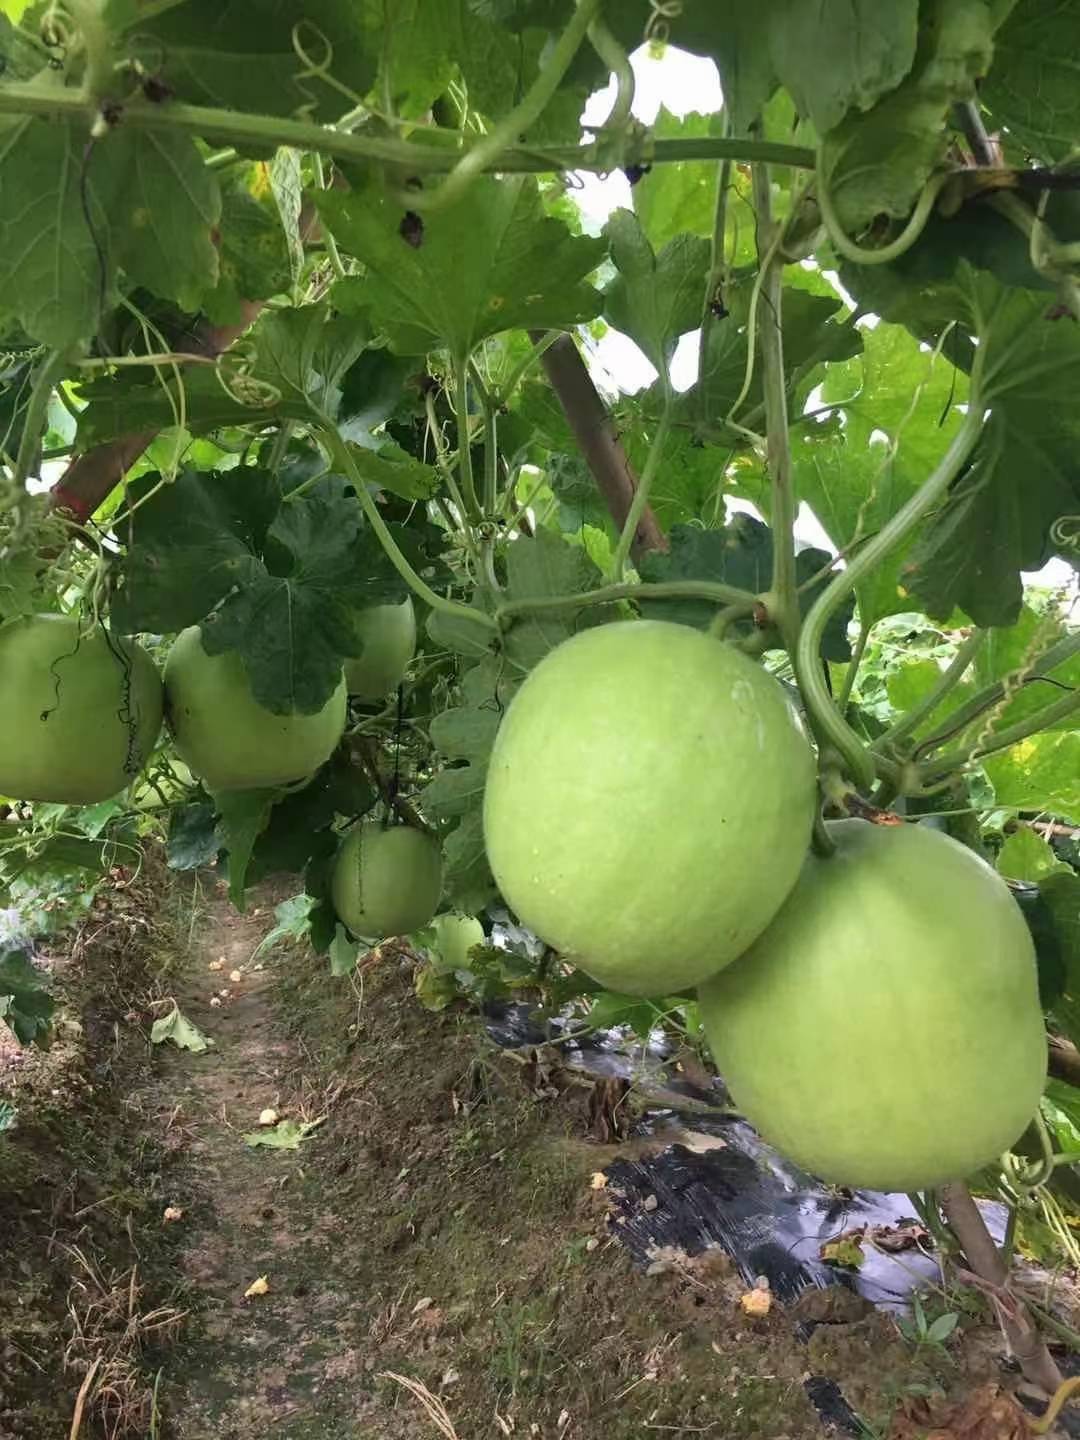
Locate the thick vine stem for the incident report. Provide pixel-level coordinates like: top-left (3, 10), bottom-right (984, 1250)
top-left (467, 362), bottom-right (500, 515)
top-left (873, 629), bottom-right (987, 754)
top-left (586, 17), bottom-right (635, 134)
top-left (496, 577), bottom-right (757, 627)
top-left (453, 360), bottom-right (482, 521)
top-left (11, 350), bottom-right (64, 490)
top-left (816, 159), bottom-right (950, 266)
top-left (0, 82), bottom-right (818, 175)
top-left (610, 395), bottom-right (671, 581)
top-left (939, 1182), bottom-right (1063, 1394)
top-left (919, 686), bottom-right (1080, 785)
top-left (751, 155), bottom-right (799, 652)
top-left (409, 0), bottom-right (602, 212)
top-left (795, 398), bottom-right (985, 792)
top-left (319, 423), bottom-right (497, 634)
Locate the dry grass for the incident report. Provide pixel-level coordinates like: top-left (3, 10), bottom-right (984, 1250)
top-left (61, 1241), bottom-right (186, 1436)
top-left (380, 1371), bottom-right (462, 1440)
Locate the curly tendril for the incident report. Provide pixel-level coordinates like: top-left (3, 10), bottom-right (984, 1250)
top-left (289, 20), bottom-right (367, 122)
top-left (213, 342), bottom-right (281, 410)
top-left (644, 0), bottom-right (682, 45)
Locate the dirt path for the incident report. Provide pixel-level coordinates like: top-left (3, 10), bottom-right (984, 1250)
top-left (143, 884), bottom-right (379, 1438)
top-left (132, 881), bottom-right (1040, 1440)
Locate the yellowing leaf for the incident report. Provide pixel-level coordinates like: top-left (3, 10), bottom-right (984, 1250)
top-left (244, 1275), bottom-right (269, 1298)
top-left (590, 1172), bottom-right (608, 1190)
top-left (821, 1235), bottom-right (866, 1268)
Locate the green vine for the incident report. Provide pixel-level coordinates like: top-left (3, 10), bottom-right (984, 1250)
top-left (794, 390), bottom-right (986, 792)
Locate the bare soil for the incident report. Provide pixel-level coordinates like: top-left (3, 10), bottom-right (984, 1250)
top-left (3, 868), bottom-right (1075, 1439)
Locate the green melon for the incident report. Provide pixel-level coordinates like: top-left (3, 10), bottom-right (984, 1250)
top-left (0, 614), bottom-right (163, 804)
top-left (699, 819), bottom-right (1048, 1192)
top-left (164, 627), bottom-right (346, 791)
top-left (332, 822), bottom-right (443, 938)
top-left (428, 912), bottom-right (485, 972)
top-left (344, 599), bottom-right (417, 701)
top-left (482, 620), bottom-right (816, 995)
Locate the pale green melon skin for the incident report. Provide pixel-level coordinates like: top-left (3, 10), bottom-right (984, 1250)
top-left (482, 620), bottom-right (817, 996)
top-left (699, 819), bottom-right (1048, 1192)
top-left (164, 626), bottom-right (346, 791)
top-left (344, 599), bottom-right (417, 701)
top-left (0, 614), bottom-right (163, 804)
top-left (332, 822), bottom-right (443, 939)
top-left (429, 912), bottom-right (485, 972)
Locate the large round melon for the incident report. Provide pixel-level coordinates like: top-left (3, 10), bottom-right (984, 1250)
top-left (699, 819), bottom-right (1047, 1192)
top-left (332, 822), bottom-right (443, 938)
top-left (345, 599), bottom-right (417, 701)
top-left (164, 627), bottom-right (346, 791)
top-left (482, 620), bottom-right (816, 995)
top-left (0, 614), bottom-right (163, 804)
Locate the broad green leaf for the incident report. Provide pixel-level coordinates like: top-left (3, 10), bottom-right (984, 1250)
top-left (982, 0), bottom-right (1080, 162)
top-left (130, 0), bottom-right (376, 120)
top-left (839, 260), bottom-right (1080, 626)
top-left (202, 164), bottom-right (298, 325)
top-left (632, 109), bottom-right (723, 253)
top-left (245, 1118), bottom-right (323, 1149)
top-left (328, 924), bottom-right (360, 976)
top-left (81, 304), bottom-right (372, 442)
top-left (795, 319), bottom-right (968, 628)
top-left (770, 0), bottom-right (920, 134)
top-left (819, 0), bottom-right (997, 233)
top-left (251, 893), bottom-right (318, 959)
top-left (640, 516), bottom-right (853, 659)
top-left (317, 176), bottom-right (605, 360)
top-left (247, 755), bottom-right (375, 882)
top-left (440, 809), bottom-right (495, 914)
top-left (166, 802), bottom-right (220, 871)
top-left (985, 733), bottom-right (1080, 824)
top-left (1043, 872), bottom-right (1080, 992)
top-left (76, 368), bottom-right (284, 446)
top-left (996, 827), bottom-right (1071, 883)
top-left (0, 949), bottom-right (53, 1046)
top-left (268, 148), bottom-right (305, 294)
top-left (214, 789), bottom-right (281, 908)
top-left (502, 528), bottom-right (605, 671)
top-left (423, 705), bottom-right (501, 820)
top-left (108, 129), bottom-right (221, 311)
top-left (908, 277), bottom-right (1080, 626)
top-left (586, 990), bottom-right (672, 1041)
top-left (150, 1004), bottom-right (213, 1052)
top-left (650, 0), bottom-right (918, 134)
top-left (0, 114), bottom-right (221, 346)
top-left (110, 468), bottom-right (279, 635)
top-left (251, 305), bottom-right (374, 417)
top-left (346, 441), bottom-right (439, 501)
top-left (683, 274), bottom-right (862, 441)
top-left (197, 487), bottom-right (368, 713)
top-left (78, 333), bottom-right (406, 448)
top-left (602, 210), bottom-right (710, 379)
top-left (0, 115), bottom-right (121, 347)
